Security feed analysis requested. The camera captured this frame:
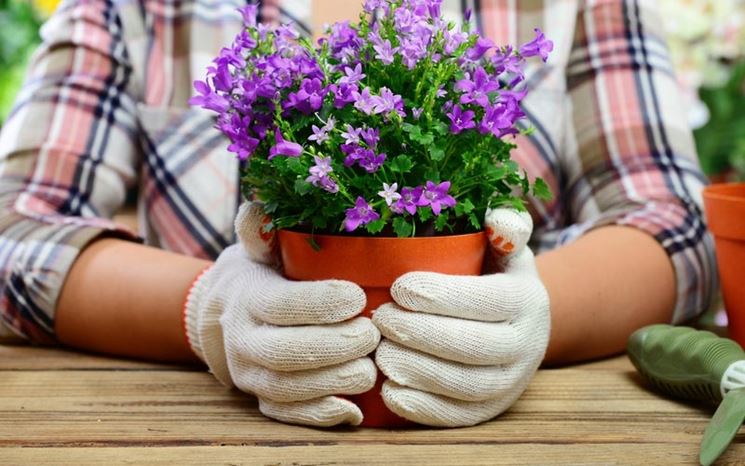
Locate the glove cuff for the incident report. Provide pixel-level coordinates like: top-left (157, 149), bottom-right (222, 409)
top-left (183, 265), bottom-right (213, 362)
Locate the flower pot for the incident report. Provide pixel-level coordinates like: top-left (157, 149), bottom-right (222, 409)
top-left (278, 230), bottom-right (487, 427)
top-left (703, 183), bottom-right (745, 346)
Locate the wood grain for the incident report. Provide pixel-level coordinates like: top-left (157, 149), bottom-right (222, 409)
top-left (1, 346), bottom-right (743, 465)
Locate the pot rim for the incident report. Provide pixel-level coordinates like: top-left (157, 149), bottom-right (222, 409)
top-left (703, 182), bottom-right (745, 202)
top-left (278, 229), bottom-right (486, 240)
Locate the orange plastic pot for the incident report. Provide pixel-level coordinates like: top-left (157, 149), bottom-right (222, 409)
top-left (278, 230), bottom-right (487, 427)
top-left (703, 183), bottom-right (745, 346)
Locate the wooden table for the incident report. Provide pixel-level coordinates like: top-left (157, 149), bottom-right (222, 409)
top-left (1, 344), bottom-right (743, 465)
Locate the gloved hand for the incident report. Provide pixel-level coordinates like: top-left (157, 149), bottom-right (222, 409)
top-left (184, 202), bottom-right (380, 427)
top-left (372, 208), bottom-right (550, 426)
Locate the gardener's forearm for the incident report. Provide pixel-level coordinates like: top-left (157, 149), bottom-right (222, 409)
top-left (56, 238), bottom-right (209, 363)
top-left (538, 226), bottom-right (676, 365)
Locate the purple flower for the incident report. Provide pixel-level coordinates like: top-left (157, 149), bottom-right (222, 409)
top-left (416, 181), bottom-right (456, 215)
top-left (364, 0), bottom-right (388, 13)
top-left (361, 127), bottom-right (379, 147)
top-left (342, 145), bottom-right (386, 173)
top-left (394, 7), bottom-right (416, 33)
top-left (444, 30), bottom-right (468, 55)
top-left (400, 37), bottom-right (428, 69)
top-left (344, 197), bottom-right (380, 232)
top-left (454, 67), bottom-right (500, 107)
top-left (373, 39), bottom-right (398, 65)
top-left (412, 107), bottom-right (424, 119)
top-left (306, 156), bottom-right (339, 193)
top-left (446, 105), bottom-right (476, 134)
top-left (353, 87), bottom-right (378, 115)
top-left (330, 83), bottom-right (358, 109)
top-left (358, 150), bottom-right (386, 173)
top-left (189, 80), bottom-right (229, 113)
top-left (339, 64), bottom-right (366, 84)
top-left (328, 21), bottom-right (364, 61)
top-left (393, 186), bottom-right (423, 215)
top-left (218, 114), bottom-right (260, 161)
top-left (519, 28), bottom-right (554, 62)
top-left (492, 46), bottom-right (524, 75)
top-left (293, 78), bottom-right (328, 114)
top-left (308, 125), bottom-right (329, 144)
top-left (341, 125), bottom-right (363, 145)
top-left (373, 87), bottom-right (405, 118)
top-left (465, 37), bottom-right (494, 61)
top-left (238, 4), bottom-right (258, 28)
top-left (378, 182), bottom-right (401, 206)
top-left (268, 131), bottom-right (303, 160)
top-left (478, 100), bottom-right (523, 137)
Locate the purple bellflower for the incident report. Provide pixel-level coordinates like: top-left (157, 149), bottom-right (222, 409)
top-left (454, 67), bottom-right (500, 107)
top-left (393, 186), bottom-right (423, 215)
top-left (417, 181), bottom-right (457, 215)
top-left (306, 156), bottom-right (339, 193)
top-left (344, 197), bottom-right (380, 231)
top-left (446, 105), bottom-right (476, 134)
top-left (519, 28), bottom-right (554, 62)
top-left (268, 131), bottom-right (303, 160)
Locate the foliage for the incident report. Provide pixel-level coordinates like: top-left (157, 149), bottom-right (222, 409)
top-left (694, 61), bottom-right (745, 178)
top-left (192, 0), bottom-right (553, 237)
top-left (0, 0), bottom-right (57, 122)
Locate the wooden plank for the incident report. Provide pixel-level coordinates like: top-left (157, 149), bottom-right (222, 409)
top-left (5, 443), bottom-right (744, 465)
top-left (0, 360), bottom-right (721, 446)
top-left (2, 346), bottom-right (740, 465)
top-left (0, 345), bottom-right (187, 371)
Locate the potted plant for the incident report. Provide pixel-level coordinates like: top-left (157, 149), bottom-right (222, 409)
top-left (190, 0), bottom-right (552, 427)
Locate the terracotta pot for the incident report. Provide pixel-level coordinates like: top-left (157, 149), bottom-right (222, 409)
top-left (278, 230), bottom-right (488, 427)
top-left (703, 183), bottom-right (745, 346)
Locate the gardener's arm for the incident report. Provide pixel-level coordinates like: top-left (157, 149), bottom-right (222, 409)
top-left (53, 222), bottom-right (670, 366)
top-left (538, 225), bottom-right (675, 365)
top-left (55, 238), bottom-right (208, 362)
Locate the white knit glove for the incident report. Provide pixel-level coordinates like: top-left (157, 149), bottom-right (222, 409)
top-left (184, 202), bottom-right (380, 427)
top-left (372, 208), bottom-right (550, 427)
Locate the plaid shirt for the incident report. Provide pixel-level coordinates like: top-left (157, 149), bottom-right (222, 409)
top-left (0, 0), bottom-right (717, 342)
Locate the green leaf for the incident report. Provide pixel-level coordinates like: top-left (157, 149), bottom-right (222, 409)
top-left (532, 177), bottom-right (552, 201)
top-left (434, 213), bottom-right (448, 231)
top-left (432, 121), bottom-right (449, 135)
top-left (392, 217), bottom-right (413, 237)
top-left (467, 212), bottom-right (481, 230)
top-left (402, 123), bottom-right (418, 134)
top-left (287, 157), bottom-right (307, 175)
top-left (455, 198), bottom-right (475, 216)
top-left (294, 179), bottom-right (311, 195)
top-left (390, 154), bottom-right (414, 173)
top-left (365, 219), bottom-right (386, 234)
top-left (428, 145), bottom-right (445, 161)
top-left (412, 132), bottom-right (434, 146)
top-left (418, 207), bottom-right (433, 222)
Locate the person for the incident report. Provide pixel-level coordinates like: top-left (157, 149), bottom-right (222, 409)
top-left (0, 0), bottom-right (716, 427)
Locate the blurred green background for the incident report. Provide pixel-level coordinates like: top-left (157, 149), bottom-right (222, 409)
top-left (0, 0), bottom-right (57, 122)
top-left (0, 0), bottom-right (743, 179)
